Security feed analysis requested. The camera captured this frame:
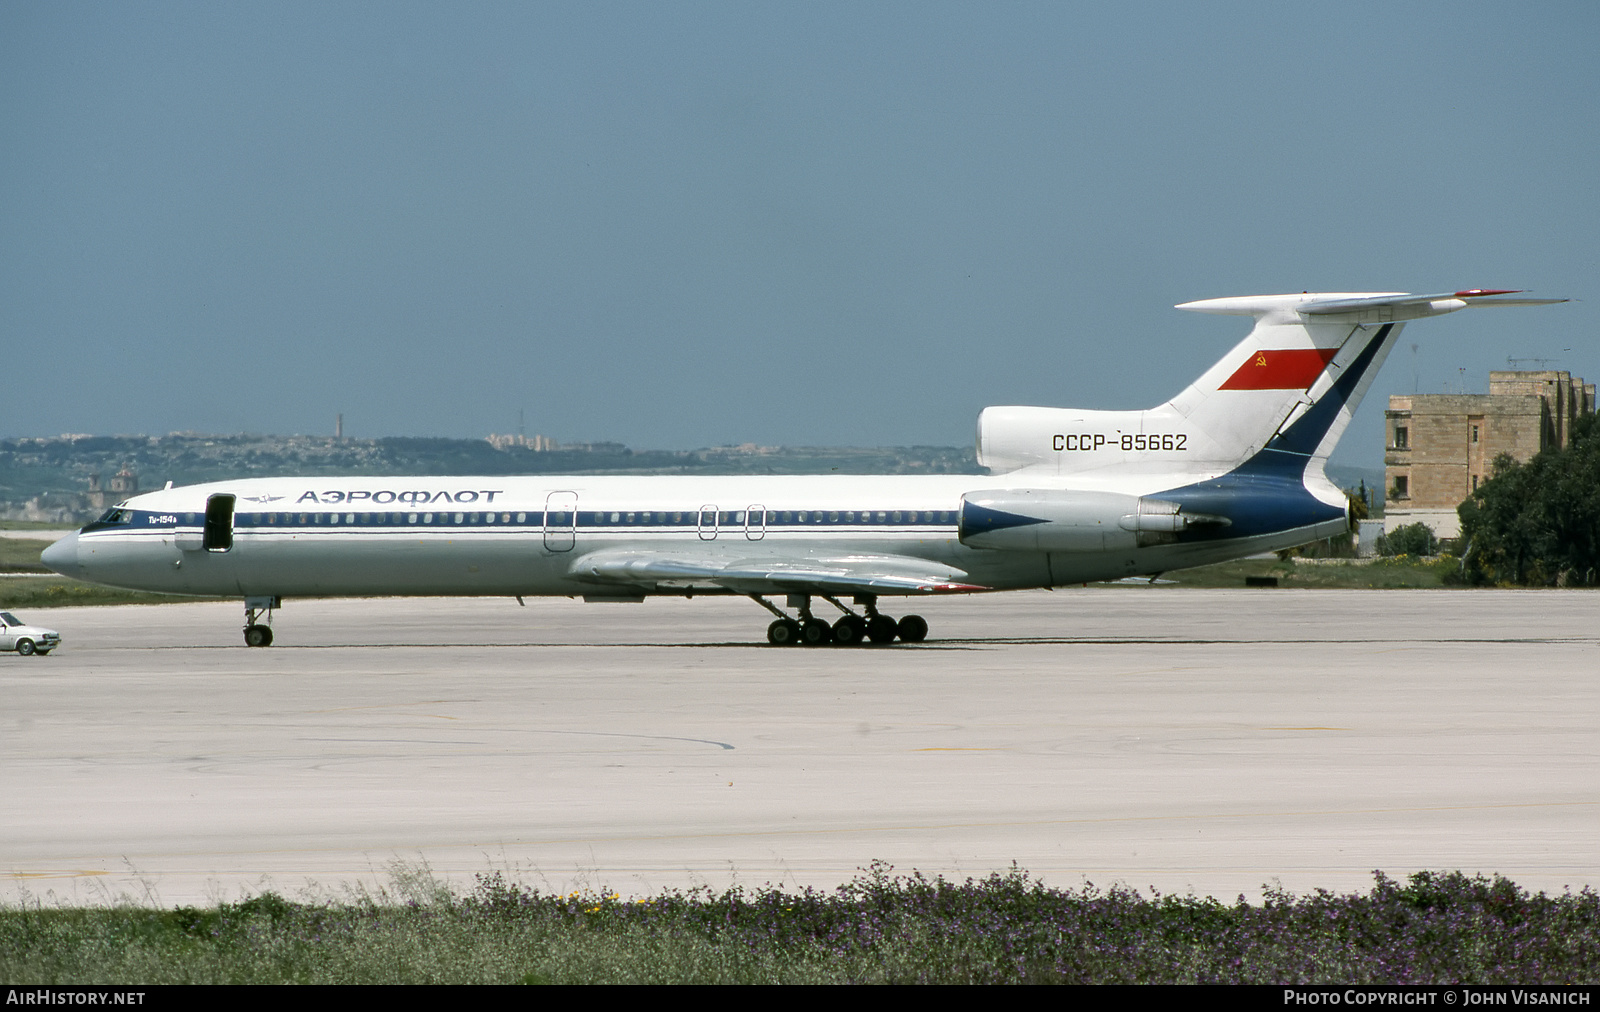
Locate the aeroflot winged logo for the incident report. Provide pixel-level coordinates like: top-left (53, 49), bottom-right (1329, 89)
top-left (1219, 348), bottom-right (1338, 390)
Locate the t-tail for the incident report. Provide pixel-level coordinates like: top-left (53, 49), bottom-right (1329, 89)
top-left (977, 289), bottom-right (1566, 484)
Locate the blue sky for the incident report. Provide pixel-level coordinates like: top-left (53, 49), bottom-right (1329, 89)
top-left (3, 1), bottom-right (1594, 469)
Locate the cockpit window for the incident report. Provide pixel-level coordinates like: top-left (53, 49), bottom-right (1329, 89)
top-left (97, 508), bottom-right (134, 524)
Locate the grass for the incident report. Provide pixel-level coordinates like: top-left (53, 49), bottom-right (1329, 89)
top-left (0, 574), bottom-right (212, 609)
top-left (2, 865), bottom-right (1595, 984)
top-left (1161, 555), bottom-right (1468, 589)
top-left (0, 537), bottom-right (53, 572)
top-left (0, 537), bottom-right (220, 607)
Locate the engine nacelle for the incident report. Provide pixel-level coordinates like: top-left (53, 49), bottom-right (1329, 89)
top-left (959, 489), bottom-right (1229, 552)
top-left (977, 406), bottom-right (1096, 473)
top-left (975, 404), bottom-right (1204, 475)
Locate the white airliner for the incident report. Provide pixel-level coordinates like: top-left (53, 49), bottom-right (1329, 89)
top-left (43, 290), bottom-right (1562, 647)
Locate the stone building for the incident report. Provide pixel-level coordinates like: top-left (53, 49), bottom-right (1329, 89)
top-left (85, 468), bottom-right (140, 512)
top-left (1384, 370), bottom-right (1594, 539)
top-left (486, 432), bottom-right (560, 451)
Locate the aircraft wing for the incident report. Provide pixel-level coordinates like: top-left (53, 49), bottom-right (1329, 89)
top-left (569, 549), bottom-right (986, 595)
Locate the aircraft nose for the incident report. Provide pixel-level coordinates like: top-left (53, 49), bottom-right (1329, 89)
top-left (40, 532), bottom-right (82, 579)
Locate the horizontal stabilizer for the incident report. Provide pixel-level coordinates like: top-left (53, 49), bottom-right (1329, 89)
top-left (1177, 290), bottom-right (1567, 318)
top-left (1299, 290), bottom-right (1567, 314)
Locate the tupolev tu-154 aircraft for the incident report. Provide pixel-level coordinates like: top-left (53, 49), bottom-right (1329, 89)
top-left (43, 289), bottom-right (1563, 647)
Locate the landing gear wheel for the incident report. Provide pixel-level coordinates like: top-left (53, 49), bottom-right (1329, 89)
top-left (767, 619), bottom-right (801, 646)
top-left (865, 615), bottom-right (898, 644)
top-left (799, 618), bottom-right (833, 646)
top-left (896, 615), bottom-right (928, 643)
top-left (831, 615), bottom-right (865, 646)
top-left (242, 597), bottom-right (280, 648)
top-left (16, 639), bottom-right (34, 656)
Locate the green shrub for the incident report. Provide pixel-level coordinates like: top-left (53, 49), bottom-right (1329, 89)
top-left (1375, 522), bottom-right (1439, 558)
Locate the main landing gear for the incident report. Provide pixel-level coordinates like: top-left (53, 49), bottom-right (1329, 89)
top-left (753, 594), bottom-right (928, 647)
top-left (243, 596), bottom-right (280, 647)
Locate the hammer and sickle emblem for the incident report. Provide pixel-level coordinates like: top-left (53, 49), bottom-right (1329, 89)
top-left (1254, 352), bottom-right (1268, 367)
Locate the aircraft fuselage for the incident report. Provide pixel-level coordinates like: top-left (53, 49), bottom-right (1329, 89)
top-left (46, 472), bottom-right (1342, 600)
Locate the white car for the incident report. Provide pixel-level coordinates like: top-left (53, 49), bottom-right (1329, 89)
top-left (0, 612), bottom-right (60, 656)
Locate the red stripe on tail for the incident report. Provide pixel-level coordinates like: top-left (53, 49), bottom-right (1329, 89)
top-left (1219, 348), bottom-right (1338, 390)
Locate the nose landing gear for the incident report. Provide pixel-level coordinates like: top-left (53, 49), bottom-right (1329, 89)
top-left (243, 596), bottom-right (280, 647)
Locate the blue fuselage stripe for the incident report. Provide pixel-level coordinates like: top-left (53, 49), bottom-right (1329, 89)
top-left (84, 508), bottom-right (966, 537)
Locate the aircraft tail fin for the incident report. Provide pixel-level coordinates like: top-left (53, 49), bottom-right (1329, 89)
top-left (1165, 290), bottom-right (1563, 478)
top-left (977, 290), bottom-right (1563, 478)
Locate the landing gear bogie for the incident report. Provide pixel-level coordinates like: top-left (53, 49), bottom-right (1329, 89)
top-left (752, 593), bottom-right (929, 647)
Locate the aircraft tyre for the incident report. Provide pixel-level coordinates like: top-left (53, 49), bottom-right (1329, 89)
top-left (16, 639), bottom-right (34, 656)
top-left (896, 615), bottom-right (928, 643)
top-left (244, 625), bottom-right (274, 648)
top-left (799, 618), bottom-right (833, 646)
top-left (831, 616), bottom-right (865, 646)
top-left (767, 619), bottom-right (801, 646)
top-left (865, 615), bottom-right (898, 644)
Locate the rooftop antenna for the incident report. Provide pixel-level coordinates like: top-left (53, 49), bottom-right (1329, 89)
top-left (1506, 356), bottom-right (1558, 370)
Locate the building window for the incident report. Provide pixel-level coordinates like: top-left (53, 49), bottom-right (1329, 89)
top-left (1471, 474), bottom-right (1479, 491)
top-left (1393, 426), bottom-right (1409, 449)
top-left (1471, 424), bottom-right (1480, 443)
top-left (1391, 475), bottom-right (1409, 500)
